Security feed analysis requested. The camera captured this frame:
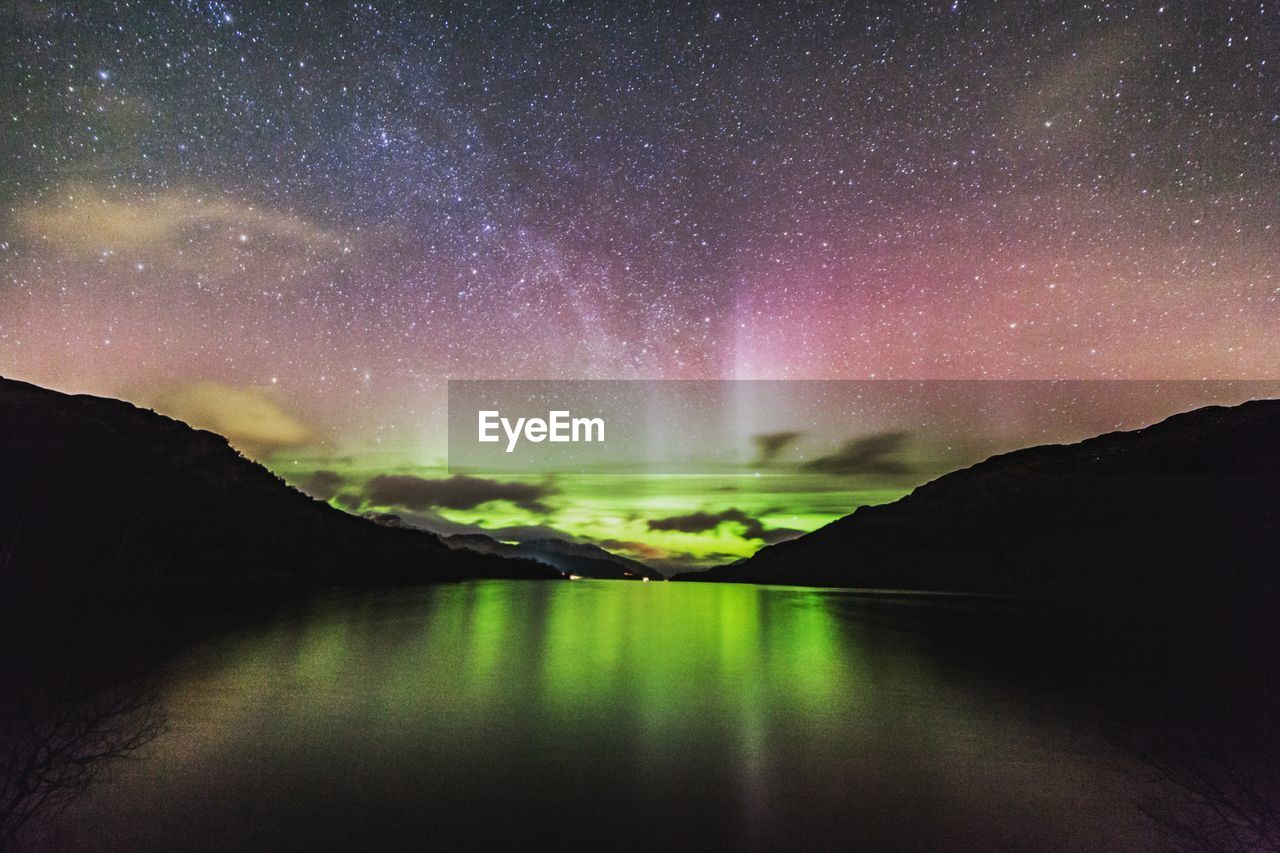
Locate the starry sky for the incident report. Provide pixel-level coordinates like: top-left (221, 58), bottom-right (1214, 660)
top-left (3, 1), bottom-right (1278, 568)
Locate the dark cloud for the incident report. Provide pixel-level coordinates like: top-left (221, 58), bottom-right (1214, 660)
top-left (363, 474), bottom-right (554, 514)
top-left (331, 498), bottom-right (574, 544)
top-left (361, 512), bottom-right (415, 529)
top-left (296, 469), bottom-right (344, 501)
top-left (803, 430), bottom-right (913, 476)
top-left (595, 538), bottom-right (668, 561)
top-left (647, 508), bottom-right (782, 542)
top-left (752, 431), bottom-right (803, 466)
top-left (461, 523), bottom-right (572, 541)
top-left (639, 553), bottom-right (706, 573)
top-left (648, 550), bottom-right (748, 574)
top-left (759, 526), bottom-right (805, 545)
top-left (334, 492), bottom-right (363, 511)
top-left (391, 509), bottom-right (574, 543)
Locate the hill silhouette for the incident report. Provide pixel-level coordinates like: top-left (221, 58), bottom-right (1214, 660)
top-left (675, 399), bottom-right (1280, 600)
top-left (0, 377), bottom-right (560, 584)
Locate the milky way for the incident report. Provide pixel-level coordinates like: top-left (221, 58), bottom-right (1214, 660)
top-left (3, 0), bottom-right (1278, 454)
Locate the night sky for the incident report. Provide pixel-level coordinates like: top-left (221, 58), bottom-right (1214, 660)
top-left (3, 1), bottom-right (1278, 567)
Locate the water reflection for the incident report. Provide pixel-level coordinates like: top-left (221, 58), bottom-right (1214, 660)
top-left (0, 587), bottom-right (294, 852)
top-left (1, 582), bottom-right (1276, 851)
top-left (1108, 682), bottom-right (1280, 852)
top-left (0, 671), bottom-right (165, 850)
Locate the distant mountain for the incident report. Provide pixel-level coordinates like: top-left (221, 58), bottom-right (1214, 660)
top-left (442, 533), bottom-right (663, 580)
top-left (0, 377), bottom-right (561, 584)
top-left (675, 400), bottom-right (1280, 600)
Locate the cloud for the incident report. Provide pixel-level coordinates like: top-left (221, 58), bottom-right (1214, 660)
top-left (362, 474), bottom-right (555, 514)
top-left (647, 508), bottom-right (783, 542)
top-left (404, 512), bottom-right (574, 543)
top-left (1004, 23), bottom-right (1151, 147)
top-left (296, 470), bottom-right (345, 501)
top-left (752, 431), bottom-right (803, 466)
top-left (758, 526), bottom-right (804, 545)
top-left (151, 382), bottom-right (313, 457)
top-left (14, 182), bottom-right (342, 265)
top-left (648, 551), bottom-right (743, 573)
top-left (595, 538), bottom-right (668, 561)
top-left (336, 504), bottom-right (572, 544)
top-left (803, 430), bottom-right (913, 476)
top-left (334, 492), bottom-right (364, 511)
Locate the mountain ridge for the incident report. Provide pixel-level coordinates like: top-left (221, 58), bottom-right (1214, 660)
top-left (674, 399), bottom-right (1280, 599)
top-left (0, 376), bottom-right (561, 584)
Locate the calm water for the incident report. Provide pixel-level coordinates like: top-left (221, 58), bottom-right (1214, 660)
top-left (5, 580), bottom-right (1268, 851)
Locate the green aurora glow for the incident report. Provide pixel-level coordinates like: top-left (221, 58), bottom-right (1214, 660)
top-left (273, 460), bottom-right (907, 572)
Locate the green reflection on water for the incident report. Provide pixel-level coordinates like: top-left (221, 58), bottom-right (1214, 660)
top-left (56, 581), bottom-right (1150, 851)
top-left (192, 582), bottom-right (867, 768)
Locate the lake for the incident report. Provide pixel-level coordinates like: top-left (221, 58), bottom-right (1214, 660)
top-left (4, 580), bottom-right (1270, 851)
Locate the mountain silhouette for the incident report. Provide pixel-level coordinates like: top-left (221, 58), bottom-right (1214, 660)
top-left (0, 377), bottom-right (560, 584)
top-left (675, 400), bottom-right (1280, 600)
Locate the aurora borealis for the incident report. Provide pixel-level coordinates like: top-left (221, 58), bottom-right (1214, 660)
top-left (3, 1), bottom-right (1278, 569)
